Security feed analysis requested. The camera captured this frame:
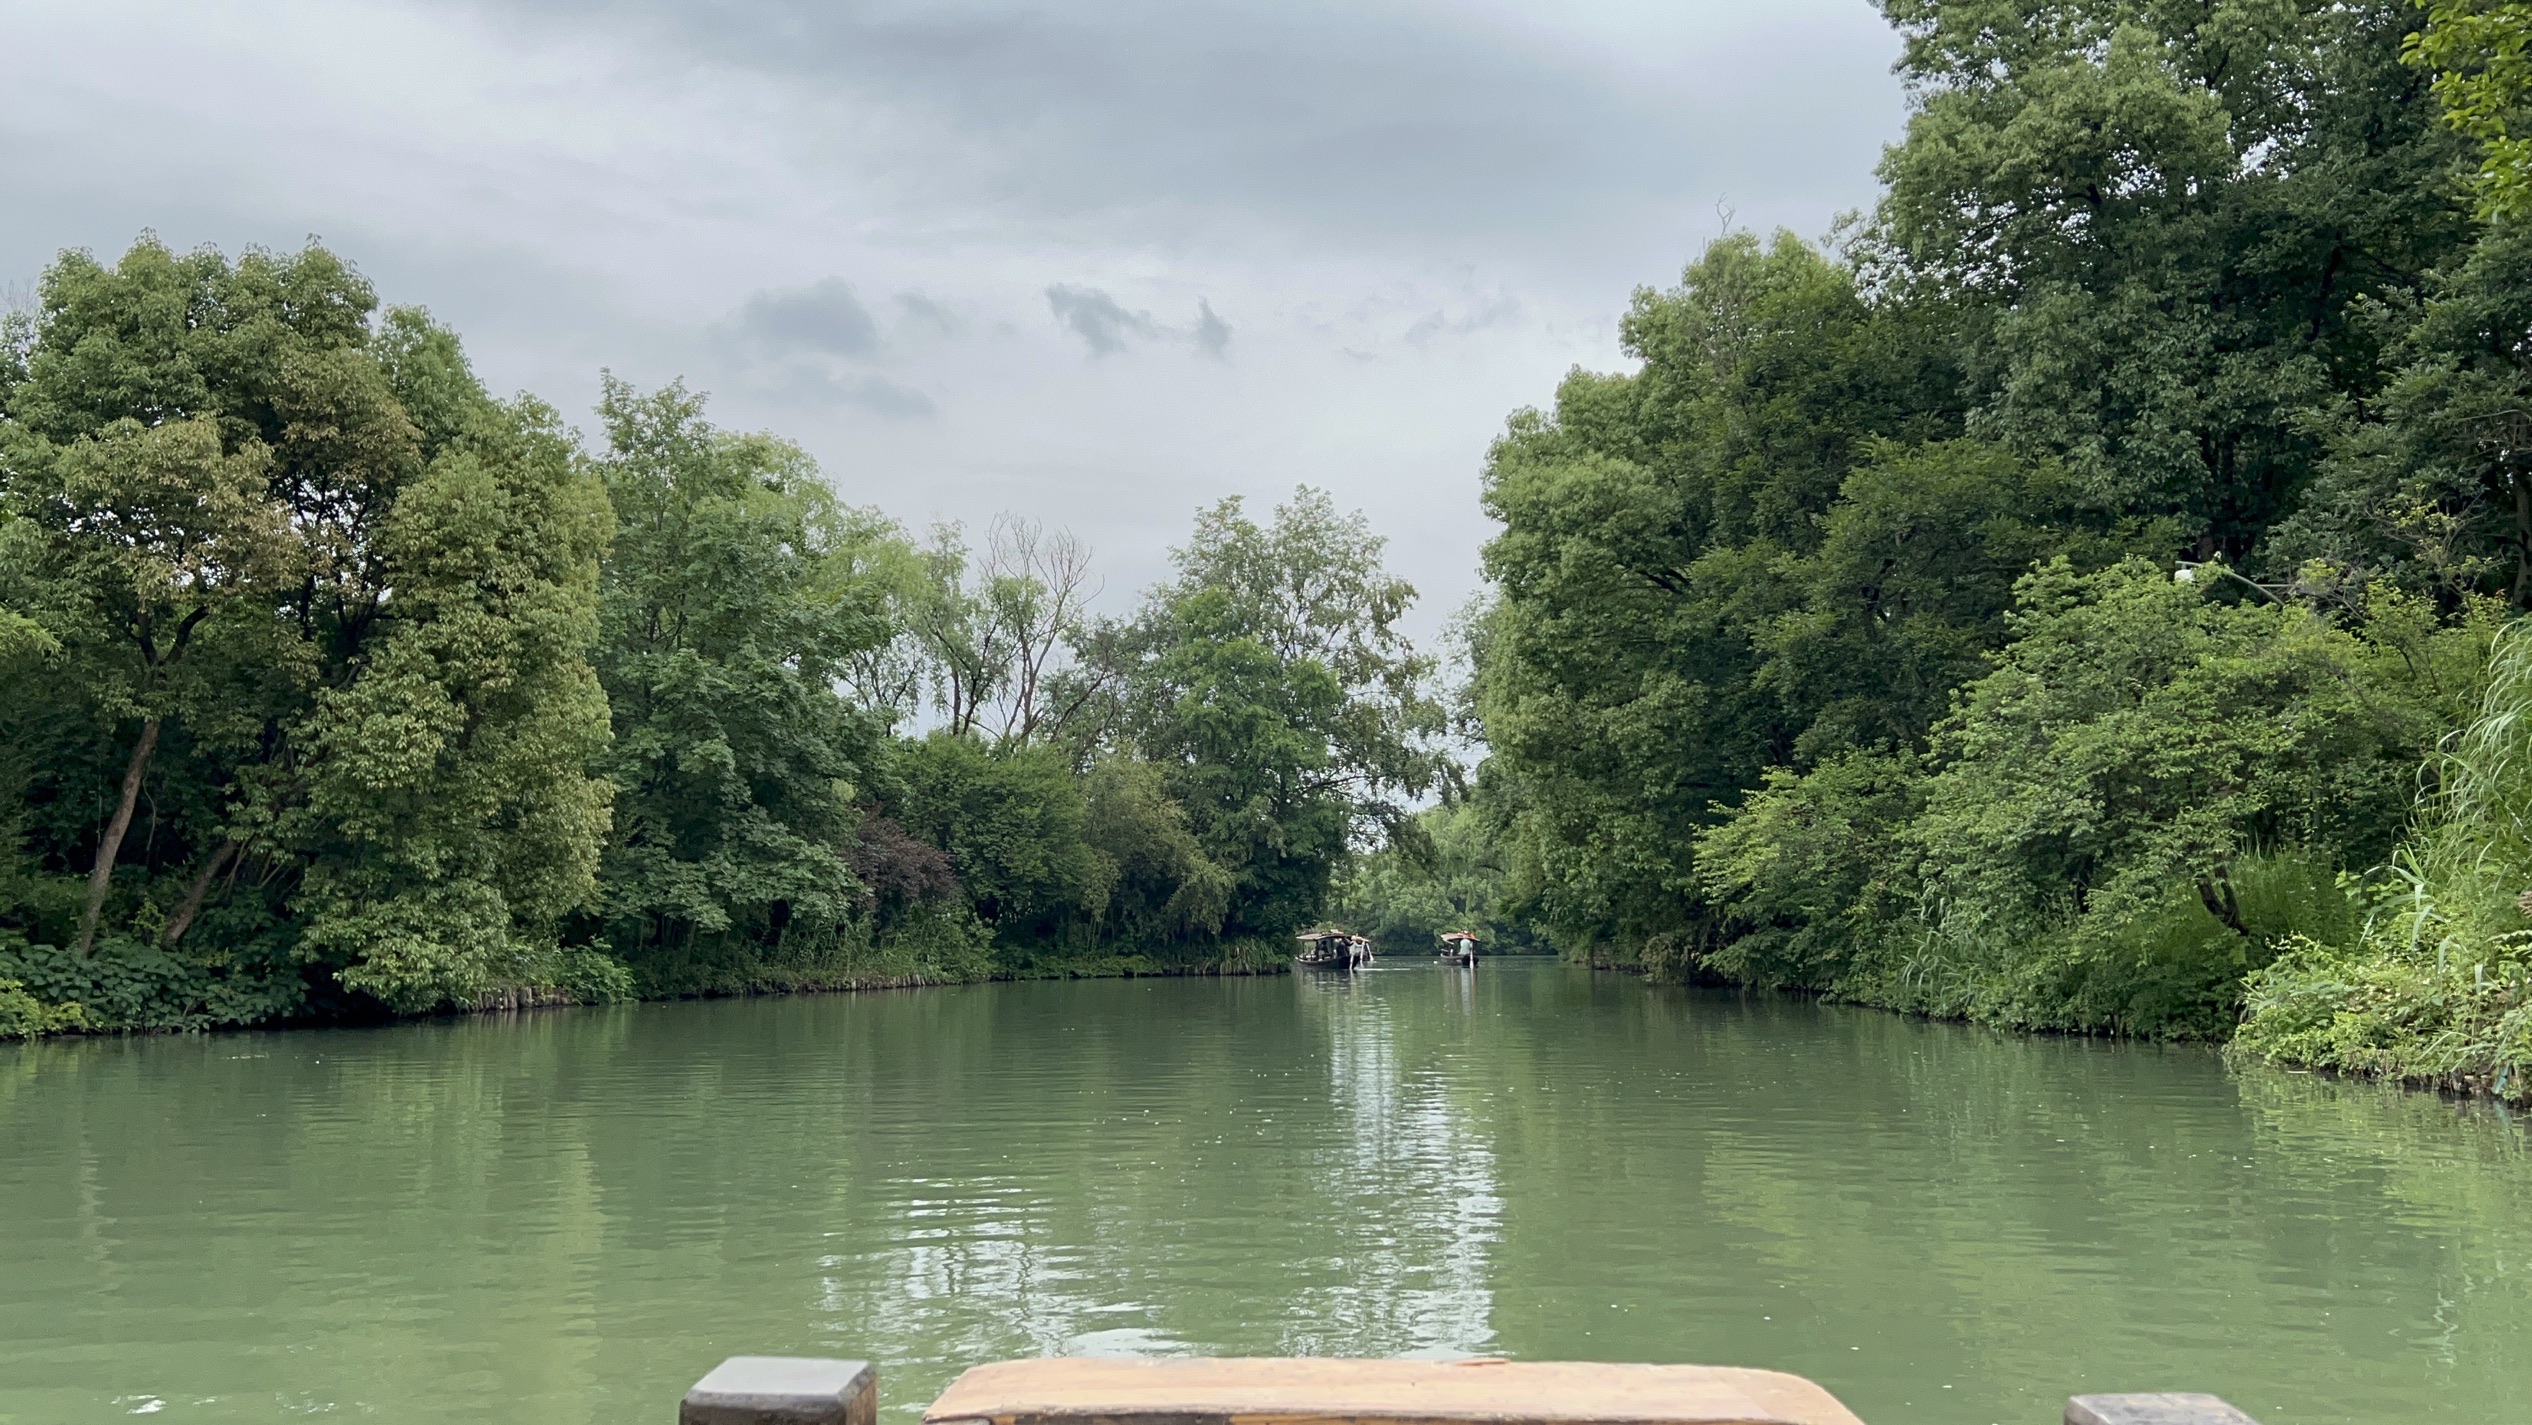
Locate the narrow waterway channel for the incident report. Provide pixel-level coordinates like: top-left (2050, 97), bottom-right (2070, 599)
top-left (3, 960), bottom-right (2526, 1425)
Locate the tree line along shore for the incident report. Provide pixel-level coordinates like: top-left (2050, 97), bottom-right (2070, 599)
top-left (12, 0), bottom-right (2532, 1105)
top-left (0, 253), bottom-right (1460, 1031)
top-left (1472, 0), bottom-right (2532, 1100)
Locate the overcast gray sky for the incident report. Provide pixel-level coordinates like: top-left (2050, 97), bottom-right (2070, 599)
top-left (1, 0), bottom-right (1907, 634)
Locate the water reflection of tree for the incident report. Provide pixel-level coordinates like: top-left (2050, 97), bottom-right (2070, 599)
top-left (1286, 972), bottom-right (1502, 1357)
top-left (9, 972), bottom-right (2532, 1425)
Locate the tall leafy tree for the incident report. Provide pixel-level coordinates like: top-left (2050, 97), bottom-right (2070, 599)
top-left (589, 379), bottom-right (892, 982)
top-left (1102, 488), bottom-right (1446, 942)
top-left (1877, 0), bottom-right (2472, 557)
top-left (288, 393), bottom-right (617, 1010)
top-left (2275, 6), bottom-right (2532, 605)
top-left (0, 238), bottom-right (616, 1019)
top-left (1475, 233), bottom-right (1968, 952)
top-left (5, 416), bottom-right (293, 953)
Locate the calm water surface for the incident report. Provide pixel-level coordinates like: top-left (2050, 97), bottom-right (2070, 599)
top-left (4, 961), bottom-right (2529, 1425)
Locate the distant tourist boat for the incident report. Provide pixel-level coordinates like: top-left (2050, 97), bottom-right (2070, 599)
top-left (1295, 929), bottom-right (1373, 969)
top-left (1439, 931), bottom-right (1479, 966)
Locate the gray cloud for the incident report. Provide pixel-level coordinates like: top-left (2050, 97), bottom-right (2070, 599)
top-left (1046, 284), bottom-right (1157, 357)
top-left (3, 0), bottom-right (1905, 646)
top-left (734, 278), bottom-right (880, 358)
top-left (1045, 286), bottom-right (1232, 359)
top-left (824, 373), bottom-right (936, 419)
top-left (456, 0), bottom-right (1902, 274)
top-left (894, 291), bottom-right (963, 337)
top-left (1194, 299), bottom-right (1230, 359)
top-left (759, 363), bottom-right (937, 419)
top-left (1405, 293), bottom-right (1523, 348)
top-left (716, 280), bottom-right (935, 417)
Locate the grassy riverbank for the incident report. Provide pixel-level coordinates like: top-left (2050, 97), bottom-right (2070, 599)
top-left (1565, 616), bottom-right (2532, 1107)
top-left (0, 931), bottom-right (1298, 1040)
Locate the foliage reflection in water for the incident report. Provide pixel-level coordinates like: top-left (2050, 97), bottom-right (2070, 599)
top-left (2, 962), bottom-right (2528, 1425)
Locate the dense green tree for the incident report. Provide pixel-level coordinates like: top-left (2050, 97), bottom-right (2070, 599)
top-left (1911, 563), bottom-right (2469, 931)
top-left (876, 740), bottom-right (1242, 971)
top-left (2411, 0), bottom-right (2532, 220)
top-left (1475, 233), bottom-right (1978, 954)
top-left (1331, 800), bottom-right (1531, 955)
top-left (1101, 489), bottom-right (1447, 945)
top-left (1698, 563), bottom-right (2492, 1034)
top-left (1464, 0), bottom-right (2532, 1064)
top-left (889, 732), bottom-right (1100, 952)
top-left (0, 238), bottom-right (616, 1022)
top-left (587, 379), bottom-right (891, 985)
top-left (1074, 758), bottom-right (1233, 959)
top-left (1878, 0), bottom-right (2472, 558)
top-left (5, 415), bottom-right (295, 954)
top-left (285, 392), bottom-right (617, 1011)
top-left (1683, 749), bottom-right (1926, 990)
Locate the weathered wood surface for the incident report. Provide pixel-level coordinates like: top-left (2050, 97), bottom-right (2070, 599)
top-left (923, 1357), bottom-right (1866, 1425)
top-left (682, 1356), bottom-right (878, 1425)
top-left (2066, 1394), bottom-right (2261, 1425)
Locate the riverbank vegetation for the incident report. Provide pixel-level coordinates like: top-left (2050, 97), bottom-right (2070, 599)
top-left (1469, 0), bottom-right (2532, 1098)
top-left (0, 251), bottom-right (1447, 1034)
top-left (22, 0), bottom-right (2532, 1108)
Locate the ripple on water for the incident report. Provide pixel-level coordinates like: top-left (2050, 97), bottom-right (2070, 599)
top-left (3, 962), bottom-right (2529, 1425)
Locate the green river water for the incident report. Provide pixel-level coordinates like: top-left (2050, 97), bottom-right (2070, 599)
top-left (4, 960), bottom-right (2528, 1425)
